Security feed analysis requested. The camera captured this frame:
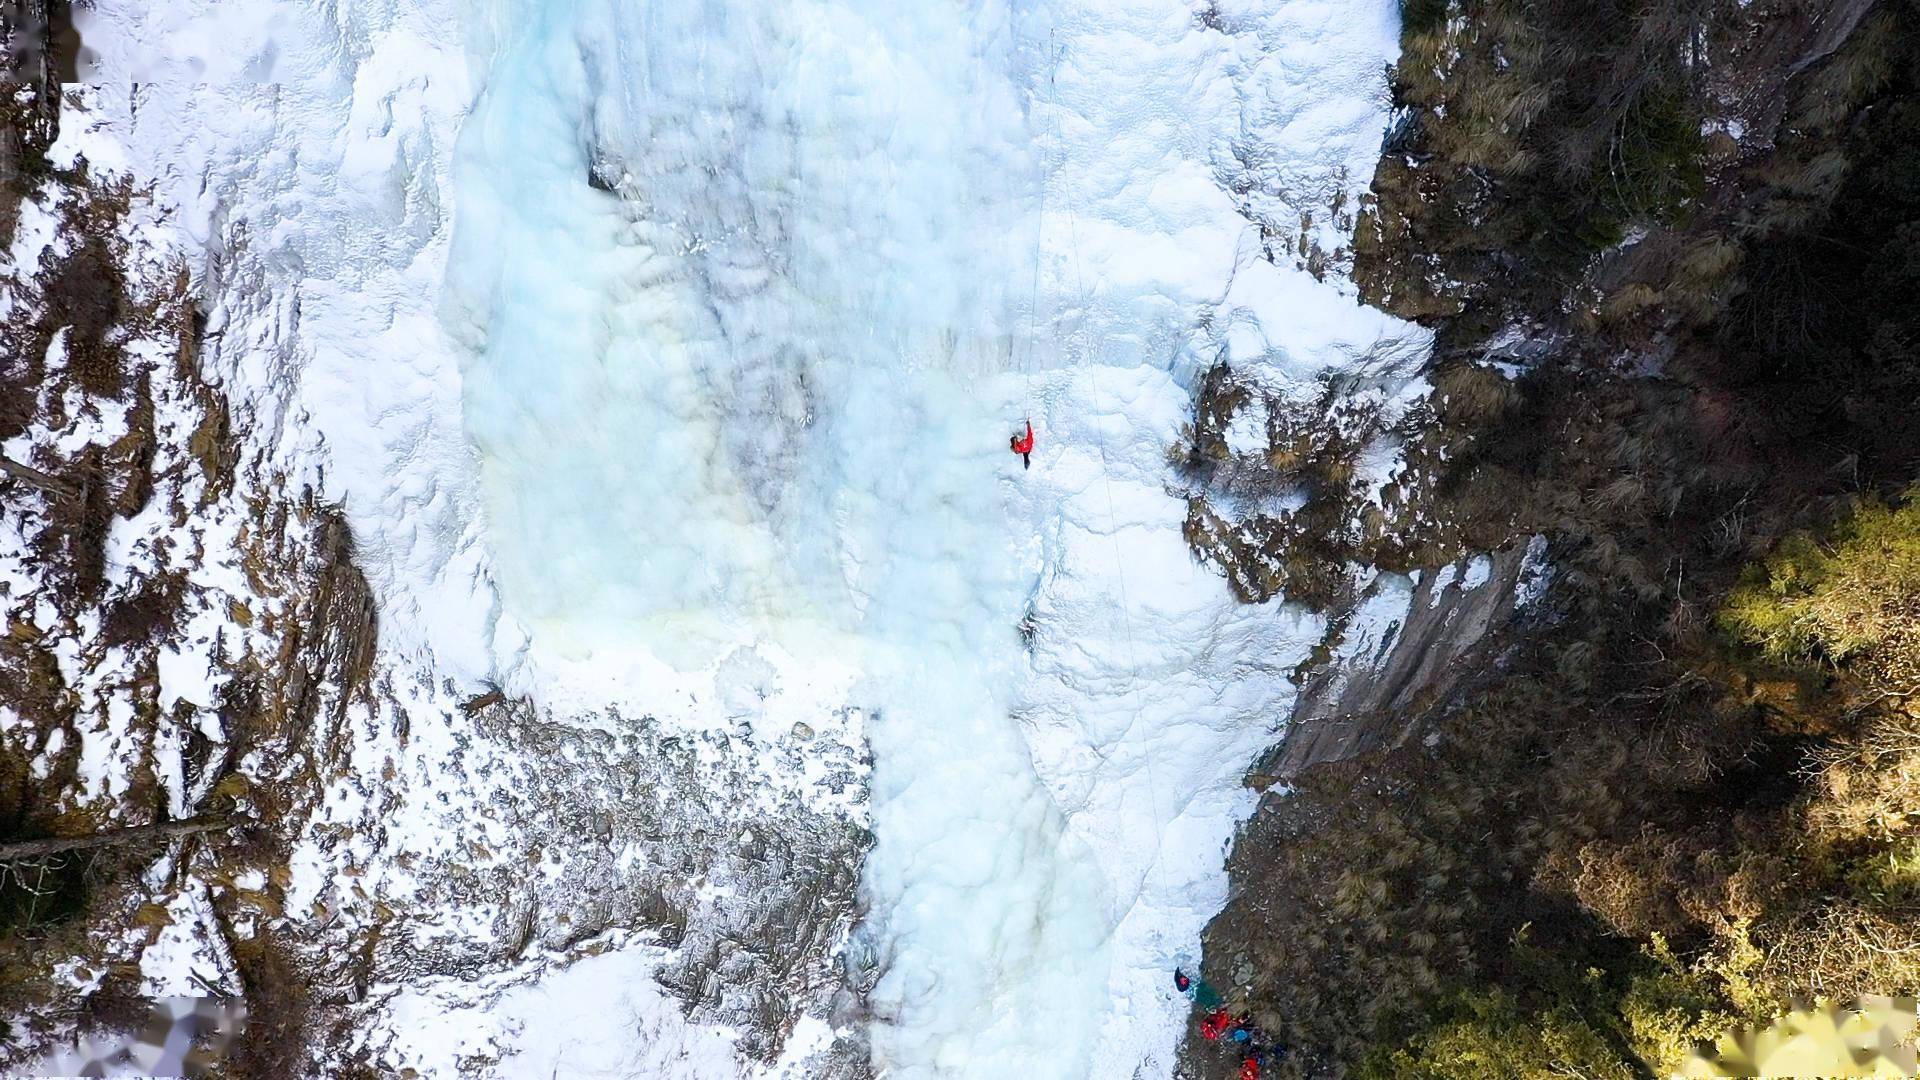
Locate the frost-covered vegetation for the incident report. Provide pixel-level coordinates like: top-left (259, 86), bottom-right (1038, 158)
top-left (1195, 0), bottom-right (1920, 1076)
top-left (0, 63), bottom-right (380, 1069)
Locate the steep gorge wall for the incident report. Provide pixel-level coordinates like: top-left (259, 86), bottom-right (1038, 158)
top-left (1184, 0), bottom-right (1920, 1075)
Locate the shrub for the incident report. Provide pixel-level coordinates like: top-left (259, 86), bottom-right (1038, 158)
top-left (1721, 495), bottom-right (1920, 667)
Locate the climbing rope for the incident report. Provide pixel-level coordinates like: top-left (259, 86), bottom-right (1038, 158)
top-left (1012, 32), bottom-right (1062, 427)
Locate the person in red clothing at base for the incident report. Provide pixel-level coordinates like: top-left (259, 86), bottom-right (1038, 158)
top-left (1010, 420), bottom-right (1034, 469)
top-left (1199, 1008), bottom-right (1234, 1041)
top-left (1238, 1057), bottom-right (1261, 1080)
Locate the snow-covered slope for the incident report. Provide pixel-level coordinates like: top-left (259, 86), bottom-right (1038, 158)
top-left (44, 0), bottom-right (1427, 1075)
top-left (974, 3), bottom-right (1424, 1073)
top-left (65, 2), bottom-right (873, 1072)
top-left (76, 0), bottom-right (495, 671)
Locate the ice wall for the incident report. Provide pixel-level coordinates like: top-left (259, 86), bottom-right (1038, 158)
top-left (443, 4), bottom-right (1114, 1070)
top-left (447, 0), bottom-right (1422, 1076)
top-left (446, 0), bottom-right (1037, 670)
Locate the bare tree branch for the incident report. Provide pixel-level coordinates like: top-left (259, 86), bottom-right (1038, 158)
top-left (0, 816), bottom-right (245, 863)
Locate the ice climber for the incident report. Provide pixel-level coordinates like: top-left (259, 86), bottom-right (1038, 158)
top-left (1176, 967), bottom-right (1224, 1010)
top-left (1010, 420), bottom-right (1034, 469)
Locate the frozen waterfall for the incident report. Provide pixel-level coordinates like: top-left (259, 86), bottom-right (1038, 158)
top-left (77, 0), bottom-right (1420, 1073)
top-left (445, 0), bottom-right (1415, 1075)
top-left (446, 2), bottom-right (1120, 1071)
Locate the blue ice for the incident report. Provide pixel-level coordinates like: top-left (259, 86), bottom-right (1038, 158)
top-left (445, 0), bottom-right (1112, 1074)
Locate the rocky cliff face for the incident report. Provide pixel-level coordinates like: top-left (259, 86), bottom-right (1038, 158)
top-left (1256, 539), bottom-right (1542, 780)
top-left (1186, 0), bottom-right (1920, 1075)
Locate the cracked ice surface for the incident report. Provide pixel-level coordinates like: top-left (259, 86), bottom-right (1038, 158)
top-left (75, 0), bottom-right (1422, 1073)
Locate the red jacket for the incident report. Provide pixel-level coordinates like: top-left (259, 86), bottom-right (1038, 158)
top-left (1011, 421), bottom-right (1034, 455)
top-left (1239, 1058), bottom-right (1260, 1080)
top-left (1199, 1008), bottom-right (1232, 1041)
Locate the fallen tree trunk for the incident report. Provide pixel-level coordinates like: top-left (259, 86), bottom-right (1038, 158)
top-left (0, 816), bottom-right (244, 862)
top-left (0, 453), bottom-right (76, 500)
